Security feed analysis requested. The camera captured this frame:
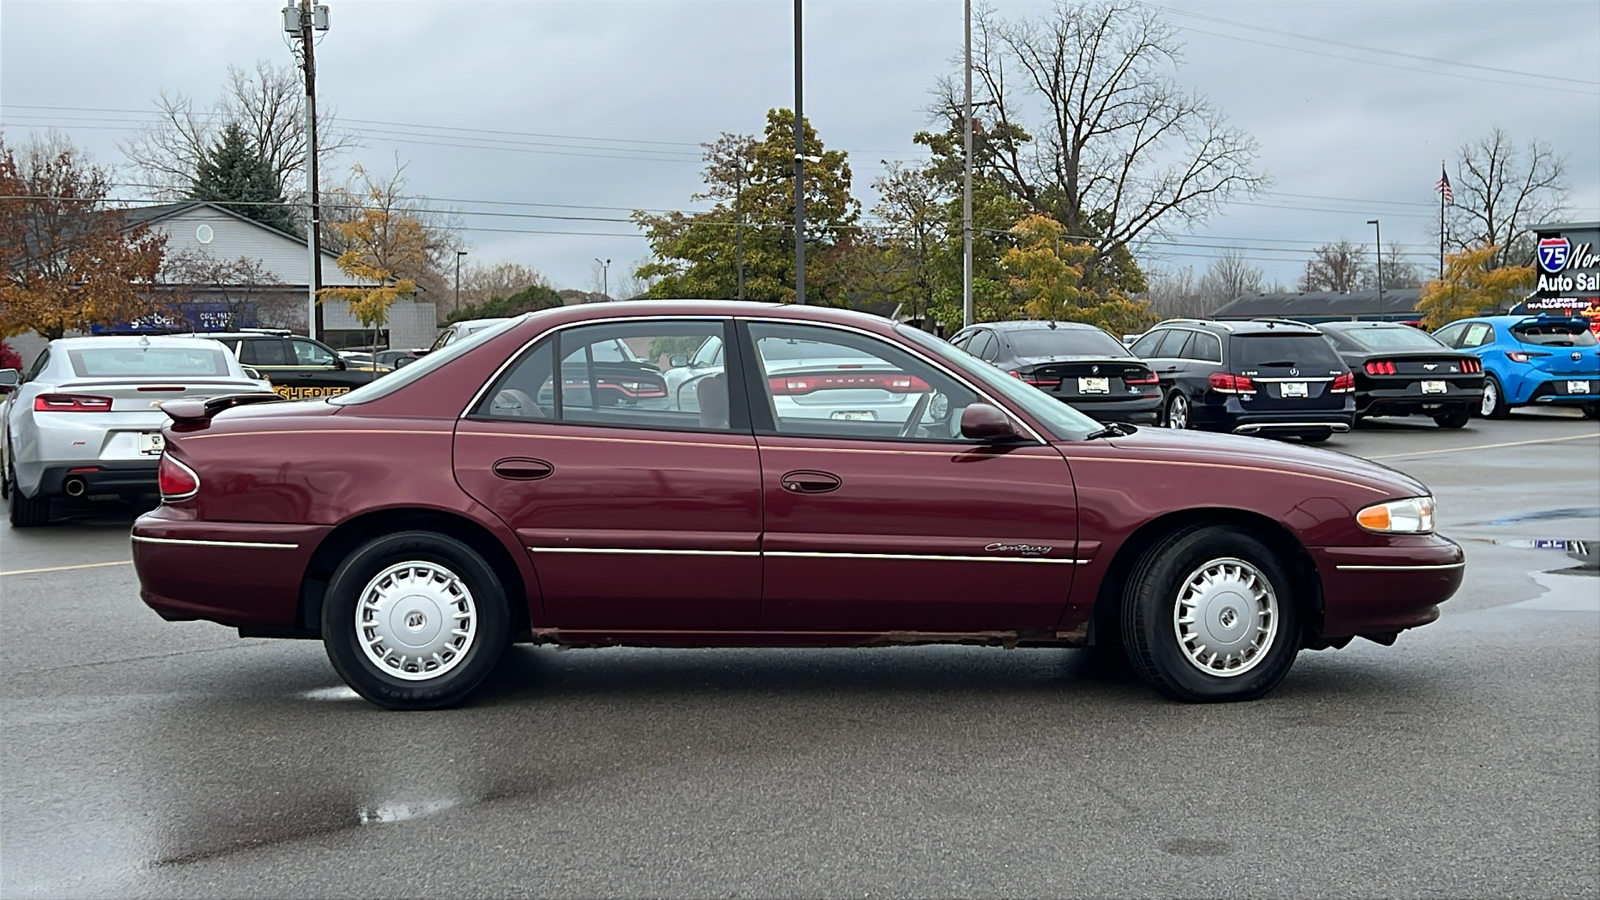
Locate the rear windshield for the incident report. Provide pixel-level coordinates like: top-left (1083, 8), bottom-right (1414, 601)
top-left (1513, 321), bottom-right (1598, 346)
top-left (67, 346), bottom-right (231, 378)
top-left (1233, 334), bottom-right (1343, 369)
top-left (756, 338), bottom-right (878, 362)
top-left (1338, 327), bottom-right (1449, 352)
top-left (1008, 329), bottom-right (1130, 358)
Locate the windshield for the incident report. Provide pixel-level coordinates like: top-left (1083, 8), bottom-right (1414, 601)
top-left (1008, 328), bottom-right (1130, 358)
top-left (1513, 320), bottom-right (1598, 346)
top-left (332, 317), bottom-right (523, 405)
top-left (1339, 327), bottom-right (1448, 352)
top-left (896, 325), bottom-right (1100, 440)
top-left (1233, 334), bottom-right (1344, 369)
top-left (67, 346), bottom-right (231, 378)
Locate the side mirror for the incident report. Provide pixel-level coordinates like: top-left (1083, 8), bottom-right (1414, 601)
top-left (396, 356), bottom-right (416, 368)
top-left (332, 357), bottom-right (347, 370)
top-left (0, 368), bottom-right (19, 394)
top-left (668, 354), bottom-right (690, 368)
top-left (960, 403), bottom-right (1022, 441)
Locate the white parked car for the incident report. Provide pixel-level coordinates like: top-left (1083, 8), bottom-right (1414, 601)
top-left (0, 335), bottom-right (274, 527)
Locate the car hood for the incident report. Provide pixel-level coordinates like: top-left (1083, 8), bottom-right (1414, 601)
top-left (1097, 427), bottom-right (1429, 498)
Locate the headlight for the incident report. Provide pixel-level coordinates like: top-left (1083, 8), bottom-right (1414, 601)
top-left (1356, 496), bottom-right (1435, 534)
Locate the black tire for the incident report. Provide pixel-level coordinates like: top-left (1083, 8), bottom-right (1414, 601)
top-left (1164, 391), bottom-right (1193, 430)
top-left (7, 463), bottom-right (50, 528)
top-left (1481, 374), bottom-right (1510, 419)
top-left (1583, 403), bottom-right (1599, 421)
top-left (1433, 406), bottom-right (1471, 429)
top-left (1120, 524), bottom-right (1302, 703)
top-left (321, 530), bottom-right (511, 710)
top-left (1300, 429), bottom-right (1332, 443)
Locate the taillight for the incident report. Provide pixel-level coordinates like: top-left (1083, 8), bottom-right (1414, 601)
top-left (1122, 370), bottom-right (1159, 385)
top-left (1506, 350), bottom-right (1550, 364)
top-left (1363, 360), bottom-right (1397, 375)
top-left (1007, 370), bottom-right (1061, 388)
top-left (34, 394), bottom-right (113, 412)
top-left (1461, 358), bottom-right (1482, 373)
top-left (158, 454), bottom-right (199, 501)
top-left (1207, 372), bottom-right (1256, 394)
top-left (1331, 372), bottom-right (1356, 393)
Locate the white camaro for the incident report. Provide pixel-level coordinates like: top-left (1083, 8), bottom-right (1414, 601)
top-left (0, 335), bottom-right (274, 527)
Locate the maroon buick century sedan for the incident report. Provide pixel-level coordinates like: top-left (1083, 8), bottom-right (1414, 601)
top-left (133, 302), bottom-right (1464, 708)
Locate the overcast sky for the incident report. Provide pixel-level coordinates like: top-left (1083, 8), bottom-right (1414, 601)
top-left (3, 0), bottom-right (1597, 295)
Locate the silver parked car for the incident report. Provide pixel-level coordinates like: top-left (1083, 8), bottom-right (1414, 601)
top-left (0, 335), bottom-right (274, 526)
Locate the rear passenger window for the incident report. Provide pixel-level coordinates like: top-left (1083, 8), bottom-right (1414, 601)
top-left (1154, 330), bottom-right (1193, 359)
top-left (1462, 323), bottom-right (1494, 348)
top-left (1188, 332), bottom-right (1222, 362)
top-left (238, 340), bottom-right (288, 366)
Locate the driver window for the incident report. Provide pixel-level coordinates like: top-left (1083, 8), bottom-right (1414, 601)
top-left (746, 323), bottom-right (982, 442)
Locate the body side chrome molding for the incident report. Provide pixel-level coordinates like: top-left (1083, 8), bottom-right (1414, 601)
top-left (1334, 562), bottom-right (1465, 571)
top-left (132, 535), bottom-right (300, 550)
top-left (525, 546), bottom-right (1087, 564)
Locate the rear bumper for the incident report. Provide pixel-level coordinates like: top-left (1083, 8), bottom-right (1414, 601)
top-left (1360, 382), bottom-right (1482, 416)
top-left (1523, 376), bottom-right (1599, 406)
top-left (1217, 398), bottom-right (1355, 434)
top-left (1060, 394), bottom-right (1161, 422)
top-left (1312, 535), bottom-right (1465, 638)
top-left (32, 461), bottom-right (159, 498)
top-left (132, 507), bottom-right (331, 628)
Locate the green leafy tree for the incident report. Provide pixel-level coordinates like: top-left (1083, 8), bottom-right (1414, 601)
top-left (1416, 244), bottom-right (1535, 329)
top-left (634, 110), bottom-right (860, 305)
top-left (190, 122), bottom-right (299, 235)
top-left (1001, 215), bottom-right (1158, 332)
top-left (446, 282), bottom-right (563, 324)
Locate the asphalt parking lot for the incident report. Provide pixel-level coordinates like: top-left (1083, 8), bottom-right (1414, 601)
top-left (2, 411), bottom-right (1596, 899)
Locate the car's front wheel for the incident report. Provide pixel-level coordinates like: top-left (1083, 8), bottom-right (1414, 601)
top-left (1120, 524), bottom-right (1301, 702)
top-left (1481, 375), bottom-right (1510, 419)
top-left (321, 531), bottom-right (511, 710)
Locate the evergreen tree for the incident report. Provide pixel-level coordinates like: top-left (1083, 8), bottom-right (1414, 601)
top-left (190, 122), bottom-right (299, 236)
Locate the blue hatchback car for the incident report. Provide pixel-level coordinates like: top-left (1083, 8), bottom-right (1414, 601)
top-left (1432, 316), bottom-right (1599, 419)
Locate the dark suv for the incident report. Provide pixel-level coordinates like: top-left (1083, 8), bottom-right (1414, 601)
top-left (1128, 319), bottom-right (1356, 442)
top-left (194, 330), bottom-right (382, 400)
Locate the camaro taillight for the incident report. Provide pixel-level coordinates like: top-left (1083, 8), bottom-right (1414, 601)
top-left (1207, 372), bottom-right (1256, 394)
top-left (1364, 360), bottom-right (1397, 375)
top-left (158, 454), bottom-right (200, 501)
top-left (34, 393), bottom-right (113, 412)
top-left (1331, 372), bottom-right (1356, 393)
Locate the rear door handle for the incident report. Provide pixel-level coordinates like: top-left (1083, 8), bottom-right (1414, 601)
top-left (780, 470), bottom-right (842, 494)
top-left (492, 458), bottom-right (554, 480)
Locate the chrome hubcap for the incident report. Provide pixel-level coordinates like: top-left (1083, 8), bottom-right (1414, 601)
top-left (356, 561), bottom-right (478, 681)
top-left (1481, 381), bottom-right (1497, 416)
top-left (1168, 396), bottom-right (1188, 429)
top-left (1172, 557), bottom-right (1279, 677)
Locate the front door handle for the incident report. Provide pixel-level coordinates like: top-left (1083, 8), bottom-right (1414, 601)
top-left (780, 470), bottom-right (841, 494)
top-left (492, 457), bottom-right (554, 480)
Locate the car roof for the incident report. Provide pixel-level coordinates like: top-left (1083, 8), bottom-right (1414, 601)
top-left (972, 320), bottom-right (1104, 332)
top-left (497, 299), bottom-right (901, 337)
top-left (1317, 321), bottom-right (1414, 329)
top-left (46, 335), bottom-right (240, 350)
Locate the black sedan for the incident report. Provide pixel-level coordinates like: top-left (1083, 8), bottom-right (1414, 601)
top-left (949, 321), bottom-right (1161, 423)
top-left (1318, 321), bottom-right (1484, 428)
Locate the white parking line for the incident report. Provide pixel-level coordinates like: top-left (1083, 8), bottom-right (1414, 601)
top-left (1369, 432), bottom-right (1599, 460)
top-left (0, 560), bottom-right (132, 577)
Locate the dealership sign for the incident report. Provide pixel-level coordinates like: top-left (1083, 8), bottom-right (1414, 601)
top-left (1537, 237), bottom-right (1571, 274)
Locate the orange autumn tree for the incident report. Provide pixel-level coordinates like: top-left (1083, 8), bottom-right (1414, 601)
top-left (318, 167), bottom-right (428, 335)
top-left (1, 135), bottom-right (167, 339)
top-left (1000, 214), bottom-right (1158, 334)
top-left (1416, 243), bottom-right (1535, 329)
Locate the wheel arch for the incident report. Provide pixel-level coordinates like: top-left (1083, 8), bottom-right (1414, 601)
top-left (296, 507), bottom-right (533, 640)
top-left (1089, 507), bottom-right (1324, 649)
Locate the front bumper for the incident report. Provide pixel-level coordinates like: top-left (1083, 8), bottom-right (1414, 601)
top-left (133, 506), bottom-right (332, 629)
top-left (1312, 534), bottom-right (1465, 638)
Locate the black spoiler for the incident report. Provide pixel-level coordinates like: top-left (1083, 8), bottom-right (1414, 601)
top-left (160, 392), bottom-right (285, 426)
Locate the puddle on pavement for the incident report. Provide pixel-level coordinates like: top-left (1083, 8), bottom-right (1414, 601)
top-left (1487, 507), bottom-right (1599, 525)
top-left (356, 798), bottom-right (462, 825)
top-left (1481, 538), bottom-right (1596, 571)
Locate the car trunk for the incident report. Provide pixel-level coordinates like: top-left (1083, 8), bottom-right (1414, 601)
top-left (1231, 334), bottom-right (1348, 411)
top-left (1013, 358), bottom-right (1154, 401)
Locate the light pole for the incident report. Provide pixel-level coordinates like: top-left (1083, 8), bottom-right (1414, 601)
top-left (454, 249), bottom-right (467, 315)
top-left (284, 1), bottom-right (329, 338)
top-left (962, 0), bottom-right (974, 329)
top-left (734, 162), bottom-right (745, 301)
top-left (793, 0), bottom-right (806, 305)
top-left (594, 258), bottom-right (611, 299)
top-left (1367, 218), bottom-right (1384, 320)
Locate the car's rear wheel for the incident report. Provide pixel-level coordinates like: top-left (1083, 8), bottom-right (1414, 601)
top-left (1433, 406), bottom-right (1471, 429)
top-left (1300, 429), bottom-right (1332, 443)
top-left (1481, 375), bottom-right (1510, 419)
top-left (321, 531), bottom-right (510, 710)
top-left (1120, 524), bottom-right (1301, 702)
top-left (1164, 392), bottom-right (1192, 430)
top-left (6, 462), bottom-right (50, 528)
top-left (1583, 403), bottom-right (1599, 421)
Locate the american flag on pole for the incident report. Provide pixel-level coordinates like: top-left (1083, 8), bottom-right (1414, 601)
top-left (1436, 164), bottom-right (1453, 206)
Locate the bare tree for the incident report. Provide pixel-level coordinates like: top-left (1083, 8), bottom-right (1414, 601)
top-left (1373, 242), bottom-right (1422, 289)
top-left (459, 262), bottom-right (549, 309)
top-left (161, 248), bottom-right (288, 330)
top-left (1300, 241), bottom-right (1368, 293)
top-left (120, 61), bottom-right (356, 200)
top-left (1142, 265), bottom-right (1200, 318)
top-left (1447, 126), bottom-right (1567, 269)
top-left (1197, 248), bottom-right (1263, 306)
top-left (931, 0), bottom-right (1266, 289)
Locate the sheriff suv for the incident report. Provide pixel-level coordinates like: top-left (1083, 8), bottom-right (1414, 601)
top-left (1128, 318), bottom-right (1356, 442)
top-left (196, 330), bottom-right (384, 400)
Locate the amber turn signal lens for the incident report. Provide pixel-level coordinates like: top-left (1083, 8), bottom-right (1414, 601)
top-left (1356, 505), bottom-right (1391, 531)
